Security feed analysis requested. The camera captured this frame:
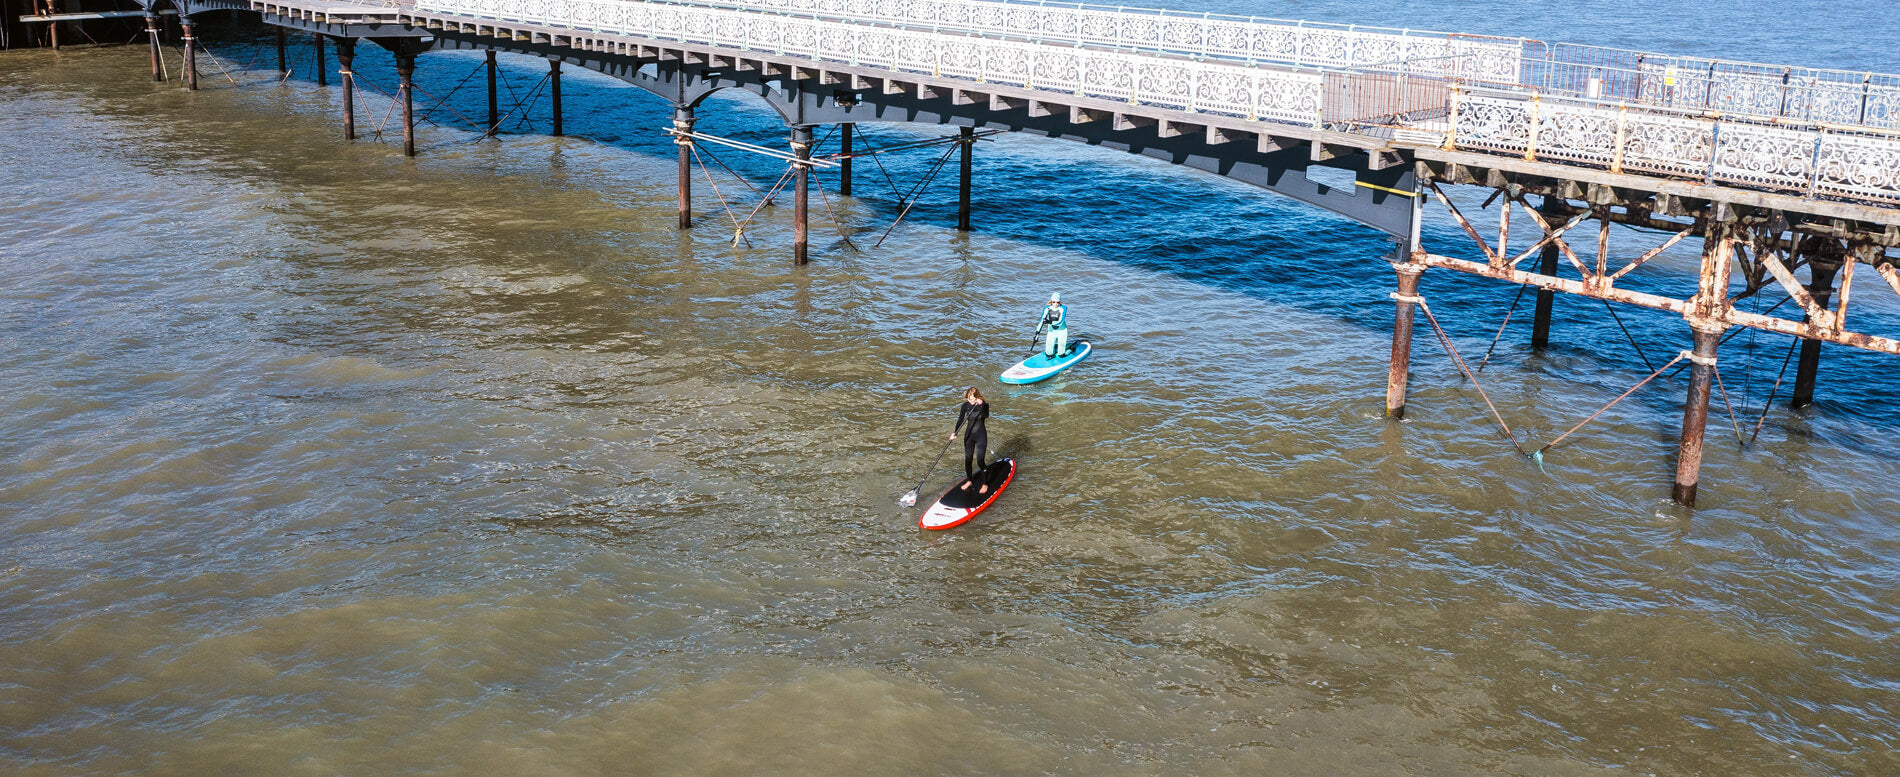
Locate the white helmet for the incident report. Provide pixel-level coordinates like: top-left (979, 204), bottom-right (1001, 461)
top-left (1049, 292), bottom-right (1061, 303)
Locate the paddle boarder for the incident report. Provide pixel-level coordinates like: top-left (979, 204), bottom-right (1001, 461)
top-left (947, 387), bottom-right (992, 493)
top-left (1039, 292), bottom-right (1070, 358)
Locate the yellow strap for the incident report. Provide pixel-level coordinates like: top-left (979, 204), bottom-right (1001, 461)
top-left (1355, 180), bottom-right (1421, 198)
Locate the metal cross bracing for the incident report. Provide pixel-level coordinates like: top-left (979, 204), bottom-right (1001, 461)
top-left (90, 0), bottom-right (1900, 505)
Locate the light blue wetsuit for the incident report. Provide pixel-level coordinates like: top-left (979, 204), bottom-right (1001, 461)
top-left (1040, 302), bottom-right (1069, 358)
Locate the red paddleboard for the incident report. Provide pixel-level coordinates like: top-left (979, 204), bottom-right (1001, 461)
top-left (918, 458), bottom-right (1016, 530)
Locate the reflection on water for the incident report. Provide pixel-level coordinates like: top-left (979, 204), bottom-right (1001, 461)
top-left (3, 11), bottom-right (1900, 776)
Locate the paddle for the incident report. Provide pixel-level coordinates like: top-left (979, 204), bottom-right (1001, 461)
top-left (899, 435), bottom-right (956, 507)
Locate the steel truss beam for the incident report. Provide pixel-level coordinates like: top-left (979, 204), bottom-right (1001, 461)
top-left (1417, 164), bottom-right (1900, 358)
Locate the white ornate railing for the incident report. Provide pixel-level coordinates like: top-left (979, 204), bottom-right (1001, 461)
top-left (1451, 92), bottom-right (1900, 203)
top-left (420, 0), bottom-right (1328, 124)
top-left (674, 0), bottom-right (1525, 85)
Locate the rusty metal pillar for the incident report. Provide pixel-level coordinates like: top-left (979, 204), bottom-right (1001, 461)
top-left (397, 52), bottom-right (416, 156)
top-left (1530, 195), bottom-right (1564, 348)
top-left (336, 38), bottom-right (356, 141)
top-left (956, 126), bottom-right (973, 232)
top-left (485, 50), bottom-right (498, 137)
top-left (1673, 223), bottom-right (1735, 506)
top-left (839, 123), bottom-right (853, 197)
top-left (45, 0), bottom-right (58, 50)
top-left (315, 34), bottom-right (326, 87)
top-left (1790, 247), bottom-right (1843, 409)
top-left (549, 60), bottom-right (563, 137)
top-left (1673, 324), bottom-right (1724, 506)
top-left (276, 28), bottom-right (287, 76)
top-left (146, 14), bottom-right (163, 82)
top-left (674, 106), bottom-right (694, 230)
top-left (1386, 258), bottom-right (1426, 418)
top-left (181, 19), bottom-right (198, 91)
top-left (793, 124), bottom-right (813, 264)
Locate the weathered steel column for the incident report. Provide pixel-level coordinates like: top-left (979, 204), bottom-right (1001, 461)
top-left (548, 60), bottom-right (563, 137)
top-left (146, 14), bottom-right (163, 82)
top-left (181, 19), bottom-right (198, 91)
top-left (315, 35), bottom-right (326, 87)
top-left (674, 106), bottom-right (694, 230)
top-left (45, 0), bottom-right (58, 50)
top-left (1673, 323), bottom-right (1724, 506)
top-left (839, 123), bottom-right (853, 197)
top-left (276, 28), bottom-right (287, 76)
top-left (1530, 195), bottom-right (1564, 348)
top-left (1674, 223), bottom-right (1735, 506)
top-left (793, 124), bottom-right (813, 264)
top-left (485, 50), bottom-right (499, 137)
top-left (1385, 259), bottom-right (1426, 418)
top-left (336, 38), bottom-right (357, 141)
top-left (956, 126), bottom-right (974, 232)
top-left (1790, 248), bottom-right (1842, 409)
top-left (397, 52), bottom-right (416, 157)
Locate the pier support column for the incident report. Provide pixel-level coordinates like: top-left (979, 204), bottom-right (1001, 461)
top-left (336, 38), bottom-right (356, 141)
top-left (485, 50), bottom-right (498, 137)
top-left (549, 60), bottom-right (563, 136)
top-left (839, 122), bottom-right (853, 197)
top-left (957, 126), bottom-right (973, 232)
top-left (792, 124), bottom-right (812, 264)
top-left (1385, 260), bottom-right (1426, 418)
top-left (315, 34), bottom-right (326, 87)
top-left (1672, 323), bottom-right (1724, 506)
top-left (1530, 195), bottom-right (1564, 348)
top-left (181, 19), bottom-right (198, 91)
top-left (674, 106), bottom-right (694, 230)
top-left (1790, 249), bottom-right (1843, 409)
top-left (146, 14), bottom-right (163, 82)
top-left (397, 52), bottom-right (416, 157)
top-left (276, 28), bottom-right (287, 76)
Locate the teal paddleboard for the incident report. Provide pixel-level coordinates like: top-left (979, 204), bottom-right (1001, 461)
top-left (1000, 340), bottom-right (1091, 384)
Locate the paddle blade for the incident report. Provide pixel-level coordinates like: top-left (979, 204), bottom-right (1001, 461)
top-left (898, 490), bottom-right (918, 507)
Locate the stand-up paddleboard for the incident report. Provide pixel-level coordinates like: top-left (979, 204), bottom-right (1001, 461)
top-left (919, 458), bottom-right (1016, 530)
top-left (1000, 340), bottom-right (1091, 385)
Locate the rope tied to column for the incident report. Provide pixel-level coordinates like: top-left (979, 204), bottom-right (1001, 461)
top-left (1475, 285), bottom-right (1528, 374)
top-left (872, 140), bottom-right (961, 248)
top-left (689, 144), bottom-right (754, 248)
top-left (1411, 294), bottom-right (1529, 456)
top-left (1531, 349), bottom-right (1690, 463)
top-left (1710, 363), bottom-right (1751, 448)
top-left (1404, 291), bottom-right (1729, 468)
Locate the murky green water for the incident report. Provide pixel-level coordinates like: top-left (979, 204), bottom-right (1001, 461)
top-left (4, 26), bottom-right (1900, 776)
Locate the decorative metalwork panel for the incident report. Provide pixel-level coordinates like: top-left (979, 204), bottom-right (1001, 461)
top-left (1450, 94), bottom-right (1533, 155)
top-left (1712, 122), bottom-right (1816, 192)
top-left (1815, 133), bottom-right (1900, 202)
top-left (1531, 102), bottom-right (1618, 167)
top-left (1616, 112), bottom-right (1712, 178)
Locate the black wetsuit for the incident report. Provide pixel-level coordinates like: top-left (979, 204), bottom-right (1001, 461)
top-left (954, 400), bottom-right (990, 479)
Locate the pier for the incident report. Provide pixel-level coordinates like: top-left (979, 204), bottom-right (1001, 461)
top-left (10, 0), bottom-right (1900, 505)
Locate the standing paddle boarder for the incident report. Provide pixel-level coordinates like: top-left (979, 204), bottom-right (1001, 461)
top-left (947, 387), bottom-right (992, 493)
top-left (1038, 292), bottom-right (1070, 358)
